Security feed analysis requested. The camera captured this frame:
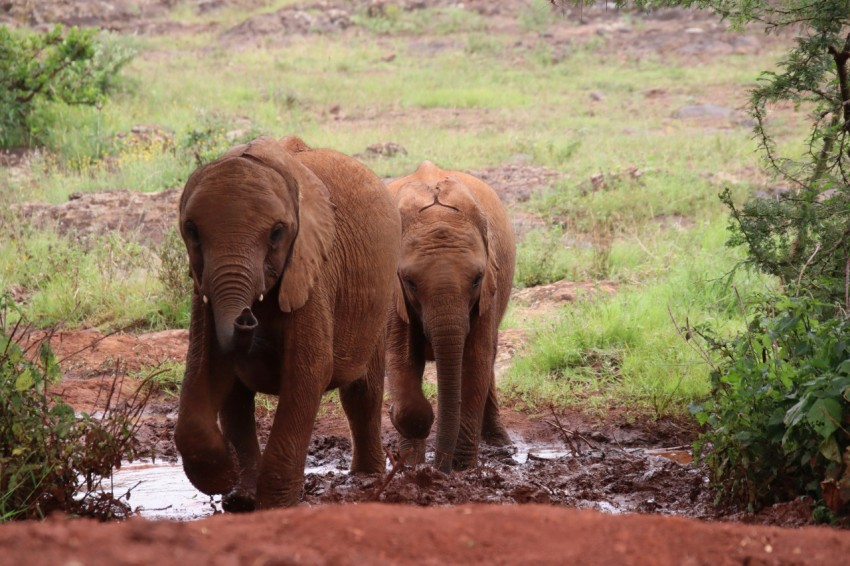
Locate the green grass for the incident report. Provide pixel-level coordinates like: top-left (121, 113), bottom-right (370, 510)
top-left (0, 6), bottom-right (808, 417)
top-left (504, 221), bottom-right (775, 416)
top-left (139, 361), bottom-right (185, 397)
top-left (0, 227), bottom-right (177, 330)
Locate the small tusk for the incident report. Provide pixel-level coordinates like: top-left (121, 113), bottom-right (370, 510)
top-left (259, 293), bottom-right (264, 303)
top-left (202, 295), bottom-right (208, 304)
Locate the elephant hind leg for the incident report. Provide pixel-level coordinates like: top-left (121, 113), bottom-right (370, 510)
top-left (339, 348), bottom-right (385, 474)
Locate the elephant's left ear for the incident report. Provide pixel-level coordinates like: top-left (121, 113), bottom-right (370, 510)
top-left (239, 136), bottom-right (336, 313)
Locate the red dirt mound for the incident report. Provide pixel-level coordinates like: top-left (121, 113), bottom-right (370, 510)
top-left (2, 503), bottom-right (849, 565)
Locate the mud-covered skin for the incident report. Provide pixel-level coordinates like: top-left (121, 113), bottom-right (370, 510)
top-left (174, 136), bottom-right (400, 509)
top-left (386, 162), bottom-right (516, 473)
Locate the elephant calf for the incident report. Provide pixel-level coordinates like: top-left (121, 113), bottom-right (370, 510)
top-left (174, 136), bottom-right (400, 509)
top-left (386, 161), bottom-right (516, 473)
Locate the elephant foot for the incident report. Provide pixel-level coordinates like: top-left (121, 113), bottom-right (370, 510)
top-left (181, 447), bottom-right (238, 496)
top-left (389, 401), bottom-right (434, 440)
top-left (397, 437), bottom-right (426, 467)
top-left (451, 454), bottom-right (477, 472)
top-left (222, 489), bottom-right (256, 513)
top-left (256, 477), bottom-right (304, 509)
top-left (481, 422), bottom-right (512, 447)
top-left (450, 440), bottom-right (478, 471)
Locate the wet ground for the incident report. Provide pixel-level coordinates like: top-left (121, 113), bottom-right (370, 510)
top-left (108, 436), bottom-right (699, 521)
top-left (42, 321), bottom-right (726, 524)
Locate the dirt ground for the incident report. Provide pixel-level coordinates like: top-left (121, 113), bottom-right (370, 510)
top-left (5, 0), bottom-right (850, 563)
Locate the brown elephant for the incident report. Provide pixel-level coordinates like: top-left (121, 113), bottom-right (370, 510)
top-left (174, 136), bottom-right (400, 510)
top-left (386, 161), bottom-right (516, 473)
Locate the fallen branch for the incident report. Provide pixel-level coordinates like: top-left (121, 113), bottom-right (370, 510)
top-left (545, 406), bottom-right (597, 456)
top-left (370, 446), bottom-right (410, 501)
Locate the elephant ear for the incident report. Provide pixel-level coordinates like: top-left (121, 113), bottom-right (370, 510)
top-left (236, 136), bottom-right (337, 313)
top-left (393, 181), bottom-right (438, 324)
top-left (435, 176), bottom-right (500, 318)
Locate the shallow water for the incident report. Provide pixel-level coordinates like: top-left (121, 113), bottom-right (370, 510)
top-left (108, 460), bottom-right (220, 520)
top-left (110, 458), bottom-right (345, 520)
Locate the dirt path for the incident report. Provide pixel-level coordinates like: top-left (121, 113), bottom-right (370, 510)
top-left (3, 503), bottom-right (850, 565)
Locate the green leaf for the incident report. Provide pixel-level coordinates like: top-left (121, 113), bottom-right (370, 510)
top-left (805, 398), bottom-right (842, 440)
top-left (820, 436), bottom-right (841, 463)
top-left (14, 369), bottom-right (34, 391)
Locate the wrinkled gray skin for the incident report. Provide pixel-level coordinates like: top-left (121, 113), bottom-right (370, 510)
top-left (386, 161), bottom-right (516, 473)
top-left (174, 136), bottom-right (400, 510)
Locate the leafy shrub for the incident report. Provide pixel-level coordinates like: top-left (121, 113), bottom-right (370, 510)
top-left (180, 110), bottom-right (261, 167)
top-left (691, 296), bottom-right (850, 516)
top-left (156, 228), bottom-right (192, 328)
top-left (0, 296), bottom-right (148, 521)
top-left (0, 24), bottom-right (135, 147)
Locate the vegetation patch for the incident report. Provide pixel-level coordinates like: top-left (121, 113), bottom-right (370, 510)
top-left (0, 297), bottom-right (149, 521)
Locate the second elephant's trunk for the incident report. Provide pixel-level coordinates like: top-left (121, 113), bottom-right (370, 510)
top-left (428, 310), bottom-right (469, 473)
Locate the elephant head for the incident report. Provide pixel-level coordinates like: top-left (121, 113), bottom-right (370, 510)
top-left (179, 136), bottom-right (336, 354)
top-left (393, 176), bottom-right (499, 471)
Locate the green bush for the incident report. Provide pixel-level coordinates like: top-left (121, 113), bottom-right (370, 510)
top-left (0, 297), bottom-right (147, 521)
top-left (692, 295), bottom-right (850, 516)
top-left (0, 24), bottom-right (135, 147)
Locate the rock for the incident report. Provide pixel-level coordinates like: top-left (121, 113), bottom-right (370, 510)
top-left (14, 188), bottom-right (182, 246)
top-left (590, 91), bottom-right (605, 102)
top-left (221, 6), bottom-right (352, 44)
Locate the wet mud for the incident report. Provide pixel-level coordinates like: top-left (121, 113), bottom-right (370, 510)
top-left (113, 431), bottom-right (712, 522)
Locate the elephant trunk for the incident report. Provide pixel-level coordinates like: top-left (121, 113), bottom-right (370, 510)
top-left (427, 309), bottom-right (469, 474)
top-left (209, 263), bottom-right (259, 354)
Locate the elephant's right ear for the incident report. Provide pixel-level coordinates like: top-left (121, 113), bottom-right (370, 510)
top-left (393, 181), bottom-right (435, 324)
top-left (238, 137), bottom-right (337, 313)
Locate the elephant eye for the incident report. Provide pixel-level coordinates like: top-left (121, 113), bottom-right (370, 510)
top-left (184, 221), bottom-right (200, 245)
top-left (472, 273), bottom-right (483, 288)
top-left (270, 223), bottom-right (285, 245)
top-left (405, 278), bottom-right (417, 293)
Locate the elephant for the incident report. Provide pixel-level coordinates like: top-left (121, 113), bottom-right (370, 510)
top-left (386, 161), bottom-right (516, 473)
top-left (174, 135), bottom-right (401, 510)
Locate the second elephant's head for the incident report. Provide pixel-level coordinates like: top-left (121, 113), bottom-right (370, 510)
top-left (178, 136), bottom-right (336, 354)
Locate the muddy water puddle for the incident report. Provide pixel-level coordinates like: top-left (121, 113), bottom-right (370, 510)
top-left (110, 435), bottom-right (709, 521)
top-left (109, 457), bottom-right (345, 520)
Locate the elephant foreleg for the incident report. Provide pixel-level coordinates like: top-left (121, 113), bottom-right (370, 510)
top-left (256, 314), bottom-right (332, 510)
top-left (387, 318), bottom-right (432, 444)
top-left (387, 353), bottom-right (431, 465)
top-left (219, 380), bottom-right (261, 513)
top-left (176, 293), bottom-right (239, 496)
top-left (453, 322), bottom-right (496, 470)
top-left (339, 347), bottom-right (385, 474)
